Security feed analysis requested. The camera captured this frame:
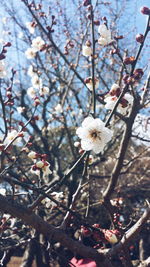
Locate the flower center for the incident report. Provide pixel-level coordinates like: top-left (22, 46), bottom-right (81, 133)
top-left (90, 130), bottom-right (101, 141)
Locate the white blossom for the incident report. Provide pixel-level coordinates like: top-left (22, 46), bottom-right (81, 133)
top-left (105, 93), bottom-right (134, 115)
top-left (55, 103), bottom-right (63, 113)
top-left (39, 86), bottom-right (49, 96)
top-left (0, 188), bottom-right (6, 196)
top-left (4, 130), bottom-right (21, 146)
top-left (82, 45), bottom-right (92, 57)
top-left (27, 65), bottom-right (36, 77)
top-left (27, 87), bottom-right (36, 98)
top-left (31, 36), bottom-right (45, 52)
top-left (43, 192), bottom-right (64, 209)
top-left (17, 106), bottom-right (25, 113)
top-left (36, 160), bottom-right (44, 168)
top-left (28, 151), bottom-right (37, 160)
top-left (0, 60), bottom-right (7, 78)
top-left (74, 141), bottom-right (80, 147)
top-left (26, 22), bottom-right (35, 34)
top-left (85, 77), bottom-right (99, 91)
top-left (104, 230), bottom-right (118, 244)
top-left (25, 48), bottom-right (36, 59)
top-left (31, 75), bottom-right (42, 89)
top-left (76, 117), bottom-right (113, 154)
top-left (98, 24), bottom-right (113, 46)
top-left (43, 162), bottom-right (52, 178)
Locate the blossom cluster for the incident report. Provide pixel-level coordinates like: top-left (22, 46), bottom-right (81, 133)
top-left (25, 36), bottom-right (45, 59)
top-left (28, 151), bottom-right (52, 179)
top-left (105, 83), bottom-right (134, 115)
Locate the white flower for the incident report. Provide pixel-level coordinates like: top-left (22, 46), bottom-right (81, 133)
top-left (39, 86), bottom-right (49, 96)
top-left (18, 32), bottom-right (24, 39)
top-left (25, 48), bottom-right (36, 59)
top-left (0, 60), bottom-right (7, 78)
top-left (104, 230), bottom-right (118, 244)
top-left (43, 192), bottom-right (64, 208)
top-left (76, 117), bottom-right (113, 154)
top-left (55, 103), bottom-right (63, 113)
top-left (82, 45), bottom-right (92, 57)
top-left (98, 37), bottom-right (109, 46)
top-left (36, 160), bottom-right (44, 168)
top-left (17, 106), bottom-right (25, 113)
top-left (111, 83), bottom-right (120, 92)
top-left (31, 36), bottom-right (45, 52)
top-left (27, 65), bottom-right (36, 77)
top-left (27, 87), bottom-right (36, 98)
top-left (31, 75), bottom-right (42, 89)
top-left (85, 77), bottom-right (99, 91)
top-left (0, 188), bottom-right (6, 196)
top-left (98, 24), bottom-right (113, 46)
top-left (4, 130), bottom-right (21, 146)
top-left (98, 24), bottom-right (111, 38)
top-left (28, 151), bottom-right (37, 160)
top-left (26, 22), bottom-right (35, 34)
top-left (105, 93), bottom-right (133, 115)
top-left (43, 162), bottom-right (52, 178)
top-left (74, 141), bottom-right (80, 147)
top-left (2, 17), bottom-right (7, 25)
top-left (105, 96), bottom-right (117, 110)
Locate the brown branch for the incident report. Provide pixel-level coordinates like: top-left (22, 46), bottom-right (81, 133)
top-left (103, 97), bottom-right (140, 201)
top-left (109, 206), bottom-right (150, 257)
top-left (0, 194), bottom-right (110, 267)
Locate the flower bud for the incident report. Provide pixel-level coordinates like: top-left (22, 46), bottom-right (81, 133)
top-left (74, 141), bottom-right (80, 148)
top-left (133, 68), bottom-right (144, 80)
top-left (0, 144), bottom-right (5, 151)
top-left (81, 226), bottom-right (92, 236)
top-left (120, 98), bottom-right (128, 108)
top-left (28, 151), bottom-right (37, 159)
top-left (140, 6), bottom-right (150, 15)
top-left (4, 42), bottom-right (11, 47)
top-left (104, 229), bottom-right (118, 244)
top-left (123, 56), bottom-right (135, 65)
top-left (36, 160), bottom-right (44, 168)
top-left (18, 132), bottom-right (24, 137)
top-left (136, 34), bottom-right (144, 43)
top-left (83, 0), bottom-right (91, 6)
top-left (94, 20), bottom-right (100, 26)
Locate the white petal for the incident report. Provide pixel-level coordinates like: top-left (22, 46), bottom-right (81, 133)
top-left (81, 140), bottom-right (93, 151)
top-left (82, 117), bottom-right (94, 127)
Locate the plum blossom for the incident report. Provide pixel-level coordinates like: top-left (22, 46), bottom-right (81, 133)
top-left (42, 192), bottom-right (64, 209)
top-left (4, 130), bottom-right (22, 146)
top-left (27, 87), bottom-right (36, 98)
top-left (39, 86), bottom-right (49, 96)
top-left (98, 24), bottom-right (113, 46)
top-left (82, 41), bottom-right (92, 57)
top-left (76, 117), bottom-right (113, 154)
top-left (17, 106), bottom-right (25, 113)
top-left (0, 60), bottom-right (7, 78)
top-left (31, 75), bottom-right (42, 89)
top-left (103, 229), bottom-right (118, 244)
top-left (27, 65), bottom-right (36, 77)
top-left (28, 151), bottom-right (37, 160)
top-left (31, 36), bottom-right (45, 52)
top-left (84, 77), bottom-right (99, 91)
top-left (0, 188), bottom-right (6, 196)
top-left (25, 48), bottom-right (36, 59)
top-left (105, 93), bottom-right (134, 115)
top-left (26, 22), bottom-right (36, 34)
top-left (55, 103), bottom-right (63, 113)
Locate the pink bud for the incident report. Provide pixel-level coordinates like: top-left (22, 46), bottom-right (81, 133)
top-left (136, 34), bottom-right (144, 43)
top-left (140, 6), bottom-right (150, 15)
top-left (83, 0), bottom-right (91, 7)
